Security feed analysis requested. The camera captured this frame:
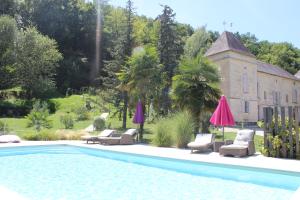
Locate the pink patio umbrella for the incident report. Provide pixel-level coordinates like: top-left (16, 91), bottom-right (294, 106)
top-left (133, 101), bottom-right (144, 141)
top-left (210, 95), bottom-right (235, 141)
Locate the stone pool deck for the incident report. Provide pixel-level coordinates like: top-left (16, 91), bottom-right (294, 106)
top-left (1, 140), bottom-right (300, 200)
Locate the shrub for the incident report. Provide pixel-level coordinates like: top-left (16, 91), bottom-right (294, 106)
top-left (60, 114), bottom-right (74, 129)
top-left (74, 106), bottom-right (89, 121)
top-left (152, 119), bottom-right (173, 147)
top-left (26, 100), bottom-right (52, 131)
top-left (56, 129), bottom-right (85, 140)
top-left (174, 110), bottom-right (195, 148)
top-left (0, 120), bottom-right (5, 132)
top-left (93, 117), bottom-right (105, 131)
top-left (22, 130), bottom-right (59, 141)
top-left (0, 99), bottom-right (32, 117)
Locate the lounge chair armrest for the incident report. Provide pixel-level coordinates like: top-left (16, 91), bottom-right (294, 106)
top-left (248, 140), bottom-right (256, 155)
top-left (225, 140), bottom-right (233, 145)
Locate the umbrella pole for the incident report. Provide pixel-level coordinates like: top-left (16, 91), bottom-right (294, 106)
top-left (222, 126), bottom-right (225, 142)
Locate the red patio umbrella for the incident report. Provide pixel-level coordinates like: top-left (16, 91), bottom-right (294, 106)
top-left (210, 95), bottom-right (235, 141)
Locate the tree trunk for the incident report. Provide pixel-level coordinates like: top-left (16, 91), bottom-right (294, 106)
top-left (193, 111), bottom-right (201, 137)
top-left (122, 91), bottom-right (128, 129)
top-left (139, 123), bottom-right (144, 142)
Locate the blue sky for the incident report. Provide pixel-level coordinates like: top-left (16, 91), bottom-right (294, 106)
top-left (110, 0), bottom-right (300, 48)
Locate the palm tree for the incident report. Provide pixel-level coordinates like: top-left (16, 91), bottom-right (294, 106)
top-left (117, 46), bottom-right (163, 140)
top-left (172, 55), bottom-right (220, 134)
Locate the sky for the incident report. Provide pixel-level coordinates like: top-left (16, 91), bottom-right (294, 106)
top-left (110, 0), bottom-right (300, 48)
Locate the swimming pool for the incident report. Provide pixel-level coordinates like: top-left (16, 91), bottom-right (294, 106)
top-left (0, 145), bottom-right (299, 200)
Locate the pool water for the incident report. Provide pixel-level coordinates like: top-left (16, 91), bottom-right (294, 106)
top-left (0, 145), bottom-right (299, 200)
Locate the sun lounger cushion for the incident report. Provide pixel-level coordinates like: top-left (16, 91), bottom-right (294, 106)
top-left (233, 129), bottom-right (254, 146)
top-left (188, 134), bottom-right (214, 152)
top-left (0, 135), bottom-right (21, 143)
top-left (194, 133), bottom-right (213, 144)
top-left (124, 129), bottom-right (137, 136)
top-left (99, 129), bottom-right (116, 137)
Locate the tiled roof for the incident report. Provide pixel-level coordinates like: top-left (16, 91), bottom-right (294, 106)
top-left (257, 61), bottom-right (299, 81)
top-left (205, 31), bottom-right (255, 57)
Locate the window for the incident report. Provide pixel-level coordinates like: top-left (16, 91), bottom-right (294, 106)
top-left (286, 95), bottom-right (289, 103)
top-left (244, 101), bottom-right (249, 113)
top-left (242, 72), bottom-right (248, 93)
top-left (293, 89), bottom-right (298, 103)
top-left (273, 91), bottom-right (279, 105)
top-left (264, 91), bottom-right (267, 100)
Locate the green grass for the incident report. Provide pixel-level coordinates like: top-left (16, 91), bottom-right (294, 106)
top-left (0, 95), bottom-right (100, 138)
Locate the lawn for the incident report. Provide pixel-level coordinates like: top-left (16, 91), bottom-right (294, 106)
top-left (0, 95), bottom-right (101, 138)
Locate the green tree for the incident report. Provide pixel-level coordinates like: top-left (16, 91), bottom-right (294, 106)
top-left (0, 15), bottom-right (18, 89)
top-left (15, 27), bottom-right (62, 98)
top-left (118, 46), bottom-right (162, 140)
top-left (121, 0), bottom-right (134, 129)
top-left (157, 5), bottom-right (182, 114)
top-left (20, 0), bottom-right (98, 92)
top-left (235, 32), bottom-right (300, 74)
top-left (258, 42), bottom-right (300, 74)
top-left (184, 27), bottom-right (215, 58)
top-left (26, 100), bottom-right (52, 132)
top-left (0, 0), bottom-right (18, 16)
top-left (172, 55), bottom-right (220, 133)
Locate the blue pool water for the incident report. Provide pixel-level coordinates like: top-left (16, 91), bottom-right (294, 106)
top-left (0, 145), bottom-right (299, 200)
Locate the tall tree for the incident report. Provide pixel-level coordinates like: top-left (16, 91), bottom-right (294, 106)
top-left (16, 27), bottom-right (62, 98)
top-left (172, 55), bottom-right (220, 133)
top-left (157, 5), bottom-right (182, 114)
top-left (184, 27), bottom-right (213, 58)
top-left (20, 0), bottom-right (97, 92)
top-left (0, 15), bottom-right (18, 89)
top-left (118, 46), bottom-right (162, 139)
top-left (121, 0), bottom-right (134, 129)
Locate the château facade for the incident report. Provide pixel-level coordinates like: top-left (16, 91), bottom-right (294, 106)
top-left (205, 31), bottom-right (300, 123)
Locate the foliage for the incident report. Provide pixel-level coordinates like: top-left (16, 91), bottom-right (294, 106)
top-left (118, 46), bottom-right (163, 109)
top-left (60, 114), bottom-right (74, 129)
top-left (258, 116), bottom-right (299, 158)
top-left (0, 120), bottom-right (7, 132)
top-left (74, 106), bottom-right (90, 121)
top-left (93, 116), bottom-right (106, 131)
top-left (157, 5), bottom-right (183, 113)
top-left (173, 110), bottom-right (195, 148)
top-left (15, 27), bottom-right (62, 98)
top-left (184, 27), bottom-right (218, 58)
top-left (0, 15), bottom-right (17, 89)
top-left (152, 118), bottom-right (173, 147)
top-left (0, 99), bottom-right (32, 117)
top-left (172, 55), bottom-right (220, 132)
top-left (26, 100), bottom-right (52, 131)
top-left (235, 32), bottom-right (300, 74)
top-left (22, 130), bottom-right (59, 141)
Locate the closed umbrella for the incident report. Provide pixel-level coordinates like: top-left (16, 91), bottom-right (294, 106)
top-left (210, 95), bottom-right (235, 141)
top-left (133, 101), bottom-right (144, 142)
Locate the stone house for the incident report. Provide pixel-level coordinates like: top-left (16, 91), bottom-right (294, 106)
top-left (205, 31), bottom-right (300, 123)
